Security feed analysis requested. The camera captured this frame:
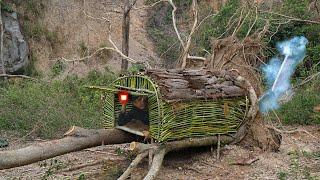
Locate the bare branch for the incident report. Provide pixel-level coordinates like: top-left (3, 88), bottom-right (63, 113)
top-left (245, 6), bottom-right (258, 38)
top-left (167, 0), bottom-right (185, 48)
top-left (133, 0), bottom-right (165, 10)
top-left (195, 11), bottom-right (216, 31)
top-left (61, 35), bottom-right (151, 69)
top-left (64, 9), bottom-right (151, 69)
top-left (187, 55), bottom-right (206, 61)
top-left (181, 0), bottom-right (198, 69)
top-left (259, 10), bottom-right (320, 24)
top-left (232, 9), bottom-right (250, 37)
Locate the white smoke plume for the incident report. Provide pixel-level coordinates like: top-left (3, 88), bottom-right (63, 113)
top-left (259, 36), bottom-right (308, 113)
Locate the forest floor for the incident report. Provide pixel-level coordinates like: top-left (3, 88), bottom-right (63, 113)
top-left (0, 125), bottom-right (319, 180)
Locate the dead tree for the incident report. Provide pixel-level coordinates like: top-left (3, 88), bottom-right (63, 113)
top-left (121, 0), bottom-right (137, 72)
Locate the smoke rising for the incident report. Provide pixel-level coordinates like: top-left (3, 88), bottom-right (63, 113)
top-left (259, 36), bottom-right (308, 113)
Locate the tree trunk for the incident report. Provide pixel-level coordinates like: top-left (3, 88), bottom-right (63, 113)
top-left (0, 4), bottom-right (6, 75)
top-left (121, 0), bottom-right (131, 73)
top-left (0, 126), bottom-right (134, 170)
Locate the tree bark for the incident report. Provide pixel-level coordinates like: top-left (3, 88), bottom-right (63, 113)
top-left (0, 3), bottom-right (6, 75)
top-left (0, 126), bottom-right (134, 170)
top-left (121, 0), bottom-right (131, 72)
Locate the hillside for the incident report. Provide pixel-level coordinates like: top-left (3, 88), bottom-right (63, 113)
top-left (15, 0), bottom-right (160, 78)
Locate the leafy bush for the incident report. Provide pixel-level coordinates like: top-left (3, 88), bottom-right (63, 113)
top-left (0, 70), bottom-right (116, 139)
top-left (276, 79), bottom-right (320, 125)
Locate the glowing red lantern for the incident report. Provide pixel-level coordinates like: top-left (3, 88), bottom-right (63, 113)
top-left (118, 90), bottom-right (129, 106)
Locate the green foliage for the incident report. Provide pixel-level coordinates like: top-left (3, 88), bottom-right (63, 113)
top-left (128, 63), bottom-right (145, 74)
top-left (23, 21), bottom-right (62, 47)
top-left (78, 173), bottom-right (86, 180)
top-left (15, 0), bottom-right (62, 49)
top-left (39, 159), bottom-right (66, 179)
top-left (24, 52), bottom-right (41, 77)
top-left (25, 0), bottom-right (45, 17)
top-left (0, 70), bottom-right (116, 139)
top-left (148, 27), bottom-right (180, 67)
top-left (78, 41), bottom-right (88, 57)
top-left (148, 0), bottom-right (320, 75)
top-left (51, 60), bottom-right (65, 77)
top-left (266, 0), bottom-right (320, 77)
top-left (277, 171), bottom-right (288, 180)
top-left (281, 0), bottom-right (310, 19)
top-left (0, 1), bottom-right (14, 12)
top-left (282, 150), bottom-right (320, 180)
top-left (276, 79), bottom-right (320, 125)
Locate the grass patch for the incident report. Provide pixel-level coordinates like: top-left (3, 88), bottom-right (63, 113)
top-left (0, 70), bottom-right (116, 139)
top-left (51, 60), bottom-right (66, 77)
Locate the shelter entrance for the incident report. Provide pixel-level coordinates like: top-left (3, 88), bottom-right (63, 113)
top-left (114, 91), bottom-right (150, 137)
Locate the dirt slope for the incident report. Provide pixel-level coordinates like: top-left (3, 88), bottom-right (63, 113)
top-left (30, 0), bottom-right (160, 77)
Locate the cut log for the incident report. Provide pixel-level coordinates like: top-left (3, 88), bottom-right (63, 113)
top-left (0, 126), bottom-right (134, 170)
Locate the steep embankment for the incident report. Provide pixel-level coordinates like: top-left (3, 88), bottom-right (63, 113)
top-left (17, 0), bottom-right (160, 77)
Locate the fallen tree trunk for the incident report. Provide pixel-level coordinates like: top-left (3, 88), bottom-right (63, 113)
top-left (0, 126), bottom-right (134, 170)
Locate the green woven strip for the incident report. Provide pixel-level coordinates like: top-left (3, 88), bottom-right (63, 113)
top-left (157, 98), bottom-right (247, 142)
top-left (103, 92), bottom-right (114, 129)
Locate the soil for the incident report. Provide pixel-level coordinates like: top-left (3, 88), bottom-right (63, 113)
top-left (23, 0), bottom-right (160, 78)
top-left (0, 125), bottom-right (319, 180)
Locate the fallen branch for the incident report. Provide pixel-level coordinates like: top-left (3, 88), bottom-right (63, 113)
top-left (60, 159), bottom-right (107, 173)
top-left (0, 126), bottom-right (134, 170)
top-left (118, 151), bottom-right (149, 180)
top-left (230, 157), bottom-right (259, 166)
top-left (0, 74), bottom-right (38, 81)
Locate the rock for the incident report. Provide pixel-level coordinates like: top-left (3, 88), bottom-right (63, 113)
top-left (2, 12), bottom-right (29, 73)
top-left (0, 138), bottom-right (9, 148)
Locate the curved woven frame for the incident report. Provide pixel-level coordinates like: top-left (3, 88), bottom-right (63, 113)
top-left (104, 75), bottom-right (163, 140)
top-left (103, 75), bottom-right (250, 142)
